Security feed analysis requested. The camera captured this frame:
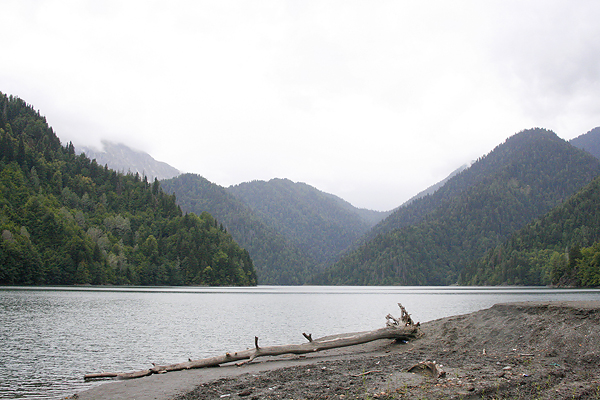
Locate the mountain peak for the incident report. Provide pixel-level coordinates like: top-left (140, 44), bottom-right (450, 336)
top-left (77, 140), bottom-right (180, 181)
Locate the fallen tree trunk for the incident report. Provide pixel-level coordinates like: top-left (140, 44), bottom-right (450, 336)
top-left (85, 303), bottom-right (419, 381)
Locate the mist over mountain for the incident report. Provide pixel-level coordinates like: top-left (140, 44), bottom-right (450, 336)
top-left (6, 89), bottom-right (600, 289)
top-left (69, 134), bottom-right (391, 285)
top-left (0, 92), bottom-right (256, 287)
top-left (73, 126), bottom-right (600, 289)
top-left (315, 128), bottom-right (600, 285)
top-left (78, 140), bottom-right (180, 182)
top-left (59, 113), bottom-right (600, 289)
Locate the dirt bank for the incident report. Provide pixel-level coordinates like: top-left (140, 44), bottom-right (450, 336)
top-left (72, 301), bottom-right (600, 400)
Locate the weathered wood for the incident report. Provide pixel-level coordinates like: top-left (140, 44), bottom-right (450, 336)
top-left (144, 325), bottom-right (418, 375)
top-left (83, 372), bottom-right (119, 380)
top-left (387, 303), bottom-right (418, 327)
top-left (407, 361), bottom-right (446, 378)
top-left (84, 304), bottom-right (419, 381)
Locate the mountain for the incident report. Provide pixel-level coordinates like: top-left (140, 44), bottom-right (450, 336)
top-left (161, 175), bottom-right (388, 284)
top-left (227, 178), bottom-right (389, 267)
top-left (0, 92), bottom-right (256, 286)
top-left (323, 191), bottom-right (391, 226)
top-left (460, 173), bottom-right (600, 286)
top-left (351, 161), bottom-right (473, 249)
top-left (78, 140), bottom-right (180, 181)
top-left (401, 161), bottom-right (473, 208)
top-left (459, 127), bottom-right (600, 286)
top-left (570, 127), bottom-right (600, 160)
top-left (315, 128), bottom-right (600, 285)
top-left (161, 174), bottom-right (317, 285)
top-left (76, 139), bottom-right (390, 284)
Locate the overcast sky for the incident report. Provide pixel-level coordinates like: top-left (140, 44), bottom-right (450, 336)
top-left (2, 1), bottom-right (599, 211)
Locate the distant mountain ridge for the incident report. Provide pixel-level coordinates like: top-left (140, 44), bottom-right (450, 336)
top-left (316, 128), bottom-right (600, 285)
top-left (570, 127), bottom-right (600, 159)
top-left (73, 139), bottom-right (391, 285)
top-left (362, 129), bottom-right (593, 246)
top-left (161, 174), bottom-right (317, 285)
top-left (72, 121), bottom-right (600, 288)
top-left (78, 140), bottom-right (180, 182)
top-left (401, 161), bottom-right (473, 208)
top-left (351, 161), bottom-right (474, 249)
top-left (228, 178), bottom-right (389, 266)
top-left (162, 175), bottom-right (388, 284)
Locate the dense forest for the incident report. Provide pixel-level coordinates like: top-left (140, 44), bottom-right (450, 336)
top-left (161, 174), bottom-right (316, 285)
top-left (0, 92), bottom-right (256, 286)
top-left (227, 178), bottom-right (387, 266)
top-left (162, 175), bottom-right (388, 284)
top-left (460, 174), bottom-right (600, 286)
top-left (316, 129), bottom-right (600, 285)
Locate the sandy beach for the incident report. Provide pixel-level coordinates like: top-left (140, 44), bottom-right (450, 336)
top-left (70, 301), bottom-right (600, 400)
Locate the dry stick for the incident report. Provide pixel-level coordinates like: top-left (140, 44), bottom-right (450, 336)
top-left (85, 304), bottom-right (419, 381)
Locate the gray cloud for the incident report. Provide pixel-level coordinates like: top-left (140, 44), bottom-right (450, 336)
top-left (1, 0), bottom-right (599, 210)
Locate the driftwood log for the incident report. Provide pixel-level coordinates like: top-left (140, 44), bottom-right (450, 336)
top-left (85, 303), bottom-right (419, 381)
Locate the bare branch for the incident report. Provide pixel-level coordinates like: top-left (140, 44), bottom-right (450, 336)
top-left (302, 332), bottom-right (313, 342)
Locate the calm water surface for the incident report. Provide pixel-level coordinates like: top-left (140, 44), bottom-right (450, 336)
top-left (1, 285), bottom-right (600, 399)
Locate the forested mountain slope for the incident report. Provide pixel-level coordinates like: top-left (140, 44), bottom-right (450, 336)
top-left (161, 174), bottom-right (317, 284)
top-left (401, 162), bottom-right (473, 208)
top-left (571, 127), bottom-right (600, 160)
top-left (349, 161), bottom-right (474, 250)
top-left (78, 140), bottom-right (180, 182)
top-left (0, 92), bottom-right (256, 286)
top-left (323, 193), bottom-right (391, 226)
top-left (315, 129), bottom-right (600, 285)
top-left (227, 178), bottom-right (388, 267)
top-left (364, 130), bottom-right (594, 244)
top-left (462, 145), bottom-right (600, 287)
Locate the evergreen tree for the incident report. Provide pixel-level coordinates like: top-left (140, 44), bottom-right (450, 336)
top-left (0, 91), bottom-right (257, 287)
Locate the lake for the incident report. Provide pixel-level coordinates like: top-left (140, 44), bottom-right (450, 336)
top-left (1, 285), bottom-right (600, 399)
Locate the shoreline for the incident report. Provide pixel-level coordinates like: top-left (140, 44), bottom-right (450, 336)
top-left (71, 301), bottom-right (600, 400)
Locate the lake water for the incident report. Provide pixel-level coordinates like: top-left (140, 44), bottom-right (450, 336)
top-left (1, 285), bottom-right (600, 399)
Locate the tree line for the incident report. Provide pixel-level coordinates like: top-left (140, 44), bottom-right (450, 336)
top-left (0, 92), bottom-right (256, 286)
top-left (161, 173), bottom-right (316, 285)
top-left (459, 174), bottom-right (600, 287)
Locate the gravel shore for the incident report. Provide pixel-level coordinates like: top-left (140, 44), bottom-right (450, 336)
top-left (72, 301), bottom-right (600, 400)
